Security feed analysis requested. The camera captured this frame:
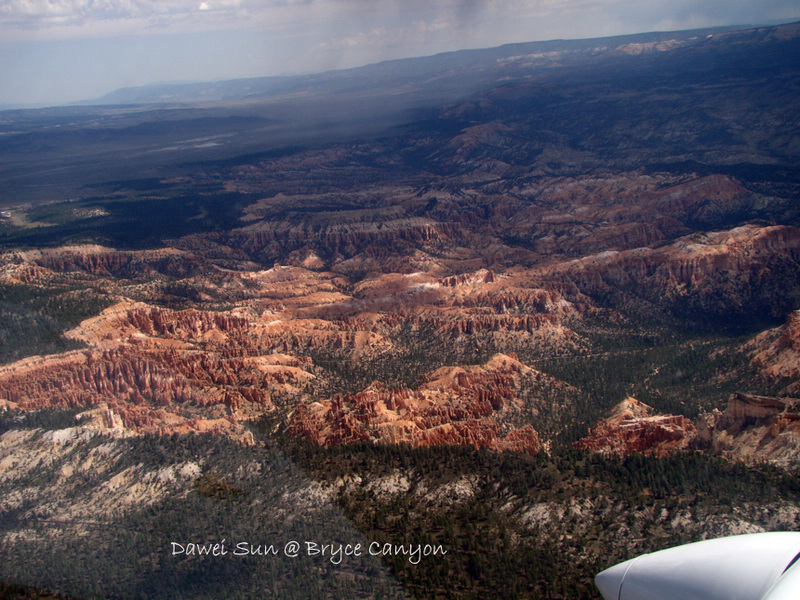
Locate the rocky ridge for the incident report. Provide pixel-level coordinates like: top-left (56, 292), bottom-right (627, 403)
top-left (748, 309), bottom-right (800, 394)
top-left (697, 393), bottom-right (800, 468)
top-left (1, 221), bottom-right (799, 463)
top-left (538, 224), bottom-right (800, 319)
top-left (0, 253), bottom-right (583, 447)
top-left (289, 353), bottom-right (543, 454)
top-left (574, 397), bottom-right (696, 457)
top-left (577, 392), bottom-right (800, 468)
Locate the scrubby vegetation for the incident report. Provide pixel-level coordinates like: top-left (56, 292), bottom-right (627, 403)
top-left (0, 284), bottom-right (112, 364)
top-left (272, 438), bottom-right (800, 599)
top-left (0, 433), bottom-right (405, 600)
top-left (1, 421), bottom-right (798, 600)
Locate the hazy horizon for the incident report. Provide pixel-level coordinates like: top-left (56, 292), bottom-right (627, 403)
top-left (1, 0), bottom-right (799, 107)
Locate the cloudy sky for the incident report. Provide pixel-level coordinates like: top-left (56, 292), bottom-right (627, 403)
top-left (1, 0), bottom-right (798, 106)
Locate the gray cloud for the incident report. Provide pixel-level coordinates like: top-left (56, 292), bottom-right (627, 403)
top-left (0, 0), bottom-right (490, 32)
top-left (0, 0), bottom-right (251, 31)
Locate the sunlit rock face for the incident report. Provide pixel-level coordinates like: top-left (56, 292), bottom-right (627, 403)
top-left (574, 398), bottom-right (697, 457)
top-left (289, 354), bottom-right (542, 455)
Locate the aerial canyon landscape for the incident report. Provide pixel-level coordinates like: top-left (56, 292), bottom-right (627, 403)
top-left (1, 20), bottom-right (800, 599)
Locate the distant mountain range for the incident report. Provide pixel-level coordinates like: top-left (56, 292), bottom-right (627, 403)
top-left (87, 23), bottom-right (761, 106)
top-left (3, 20), bottom-right (798, 205)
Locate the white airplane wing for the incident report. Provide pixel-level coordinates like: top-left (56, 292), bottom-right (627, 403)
top-left (595, 532), bottom-right (800, 600)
